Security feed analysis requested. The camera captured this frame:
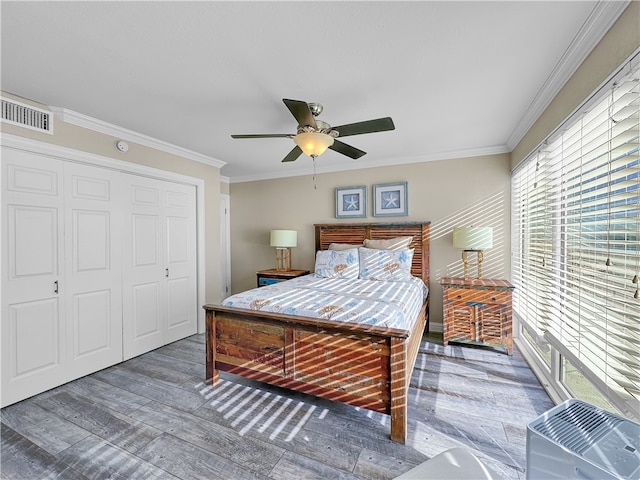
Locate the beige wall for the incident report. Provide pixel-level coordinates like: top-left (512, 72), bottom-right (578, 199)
top-left (229, 153), bottom-right (511, 330)
top-left (1, 93), bottom-right (223, 304)
top-left (512, 1), bottom-right (640, 168)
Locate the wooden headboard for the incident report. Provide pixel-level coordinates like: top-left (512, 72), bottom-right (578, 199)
top-left (314, 222), bottom-right (431, 286)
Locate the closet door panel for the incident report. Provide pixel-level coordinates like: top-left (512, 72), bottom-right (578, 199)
top-left (64, 163), bottom-right (123, 380)
top-left (10, 299), bottom-right (60, 366)
top-left (164, 183), bottom-right (197, 343)
top-left (73, 289), bottom-right (111, 356)
top-left (7, 162), bottom-right (59, 196)
top-left (1, 150), bottom-right (66, 406)
top-left (122, 177), bottom-right (165, 359)
top-left (73, 210), bottom-right (109, 271)
top-left (134, 214), bottom-right (160, 266)
top-left (167, 277), bottom-right (189, 329)
top-left (6, 205), bottom-right (59, 300)
top-left (132, 282), bottom-right (161, 338)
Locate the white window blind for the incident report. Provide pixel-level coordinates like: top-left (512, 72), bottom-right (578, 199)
top-left (512, 57), bottom-right (639, 418)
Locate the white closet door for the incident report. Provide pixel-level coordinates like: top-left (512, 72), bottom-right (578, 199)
top-left (122, 175), bottom-right (165, 359)
top-left (2, 142), bottom-right (200, 406)
top-left (1, 150), bottom-right (66, 406)
top-left (64, 162), bottom-right (123, 380)
top-left (164, 182), bottom-right (197, 343)
top-left (122, 175), bottom-right (196, 359)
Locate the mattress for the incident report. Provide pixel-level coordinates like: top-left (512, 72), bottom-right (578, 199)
top-left (222, 274), bottom-right (428, 332)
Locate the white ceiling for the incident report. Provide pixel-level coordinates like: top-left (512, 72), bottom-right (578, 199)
top-left (0, 1), bottom-right (629, 182)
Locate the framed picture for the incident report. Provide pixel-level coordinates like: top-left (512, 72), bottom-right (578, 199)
top-left (373, 182), bottom-right (408, 217)
top-left (336, 185), bottom-right (367, 218)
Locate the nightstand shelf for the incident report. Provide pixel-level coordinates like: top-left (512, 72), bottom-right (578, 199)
top-left (440, 277), bottom-right (515, 355)
top-left (256, 269), bottom-right (310, 287)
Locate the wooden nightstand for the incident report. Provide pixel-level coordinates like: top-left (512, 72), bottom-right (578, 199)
top-left (440, 277), bottom-right (515, 354)
top-left (256, 269), bottom-right (310, 287)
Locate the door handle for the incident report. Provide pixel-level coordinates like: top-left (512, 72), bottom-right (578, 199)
top-left (54, 280), bottom-right (58, 294)
top-left (165, 268), bottom-right (169, 278)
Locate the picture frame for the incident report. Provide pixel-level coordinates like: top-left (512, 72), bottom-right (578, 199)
top-left (373, 182), bottom-right (408, 217)
top-left (335, 185), bottom-right (367, 218)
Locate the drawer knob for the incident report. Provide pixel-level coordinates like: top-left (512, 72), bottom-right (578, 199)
top-left (491, 297), bottom-right (496, 301)
top-left (457, 295), bottom-right (461, 299)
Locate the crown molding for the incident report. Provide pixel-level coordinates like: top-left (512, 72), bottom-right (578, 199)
top-left (227, 144), bottom-right (510, 183)
top-left (50, 106), bottom-right (226, 169)
top-left (0, 132), bottom-right (208, 189)
top-left (506, 0), bottom-right (630, 151)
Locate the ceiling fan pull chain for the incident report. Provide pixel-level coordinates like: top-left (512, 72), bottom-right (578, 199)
top-left (312, 155), bottom-right (317, 189)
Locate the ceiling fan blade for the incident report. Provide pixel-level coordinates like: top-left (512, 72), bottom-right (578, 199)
top-left (283, 99), bottom-right (317, 129)
top-left (329, 140), bottom-right (367, 159)
top-left (282, 146), bottom-right (303, 162)
top-left (332, 117), bottom-right (395, 137)
top-left (231, 134), bottom-right (292, 139)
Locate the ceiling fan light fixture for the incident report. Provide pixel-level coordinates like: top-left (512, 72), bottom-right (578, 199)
top-left (293, 131), bottom-right (334, 157)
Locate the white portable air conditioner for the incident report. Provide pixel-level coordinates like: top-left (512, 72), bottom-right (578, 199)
top-left (526, 399), bottom-right (640, 479)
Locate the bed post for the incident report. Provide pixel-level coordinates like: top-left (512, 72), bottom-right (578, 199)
top-left (389, 337), bottom-right (407, 444)
top-left (205, 309), bottom-right (219, 385)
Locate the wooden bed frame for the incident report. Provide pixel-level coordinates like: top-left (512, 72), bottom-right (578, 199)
top-left (203, 222), bottom-right (430, 443)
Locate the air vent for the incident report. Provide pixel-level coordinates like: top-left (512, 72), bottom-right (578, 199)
top-left (1, 97), bottom-right (53, 134)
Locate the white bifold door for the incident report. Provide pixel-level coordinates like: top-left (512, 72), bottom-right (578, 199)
top-left (2, 151), bottom-right (123, 405)
top-left (122, 174), bottom-right (197, 360)
top-left (2, 148), bottom-right (198, 406)
top-left (63, 162), bottom-right (124, 379)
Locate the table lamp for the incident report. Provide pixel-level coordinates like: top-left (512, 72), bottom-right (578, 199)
top-left (453, 226), bottom-right (493, 279)
top-left (270, 229), bottom-right (297, 271)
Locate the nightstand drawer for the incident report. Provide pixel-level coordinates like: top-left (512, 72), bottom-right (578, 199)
top-left (444, 288), bottom-right (510, 305)
top-left (258, 277), bottom-right (284, 287)
top-left (256, 269), bottom-right (310, 288)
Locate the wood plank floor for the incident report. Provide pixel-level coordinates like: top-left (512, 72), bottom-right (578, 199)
top-left (1, 333), bottom-right (554, 480)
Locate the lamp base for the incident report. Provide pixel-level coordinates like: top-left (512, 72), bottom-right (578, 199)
top-left (462, 250), bottom-right (484, 279)
top-left (275, 247), bottom-right (292, 271)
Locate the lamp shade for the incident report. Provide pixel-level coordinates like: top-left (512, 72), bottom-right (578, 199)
top-left (453, 226), bottom-right (493, 250)
top-left (270, 230), bottom-right (297, 247)
top-left (293, 132), bottom-right (334, 157)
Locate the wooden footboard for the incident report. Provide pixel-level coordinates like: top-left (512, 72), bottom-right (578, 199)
top-left (204, 302), bottom-right (427, 443)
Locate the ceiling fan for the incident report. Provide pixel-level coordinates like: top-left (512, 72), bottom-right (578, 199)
top-left (231, 98), bottom-right (395, 163)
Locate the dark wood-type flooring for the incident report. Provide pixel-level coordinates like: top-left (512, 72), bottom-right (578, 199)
top-left (1, 333), bottom-right (553, 480)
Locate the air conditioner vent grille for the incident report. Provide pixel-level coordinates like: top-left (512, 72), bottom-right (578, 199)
top-left (1, 97), bottom-right (53, 134)
top-left (531, 400), bottom-right (624, 455)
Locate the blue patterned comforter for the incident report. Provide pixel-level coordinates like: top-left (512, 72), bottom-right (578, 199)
top-left (222, 274), bottom-right (428, 332)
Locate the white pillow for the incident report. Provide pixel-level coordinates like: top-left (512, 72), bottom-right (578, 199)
top-left (358, 247), bottom-right (414, 281)
top-left (315, 248), bottom-right (359, 279)
top-left (364, 236), bottom-right (413, 251)
top-left (328, 242), bottom-right (363, 251)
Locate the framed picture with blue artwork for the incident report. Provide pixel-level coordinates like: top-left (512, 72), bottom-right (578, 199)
top-left (373, 182), bottom-right (408, 217)
top-left (335, 185), bottom-right (367, 218)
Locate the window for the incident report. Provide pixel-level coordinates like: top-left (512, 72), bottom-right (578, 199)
top-left (511, 54), bottom-right (639, 420)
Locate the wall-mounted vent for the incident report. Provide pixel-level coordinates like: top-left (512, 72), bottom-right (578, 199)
top-left (1, 97), bottom-right (53, 134)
